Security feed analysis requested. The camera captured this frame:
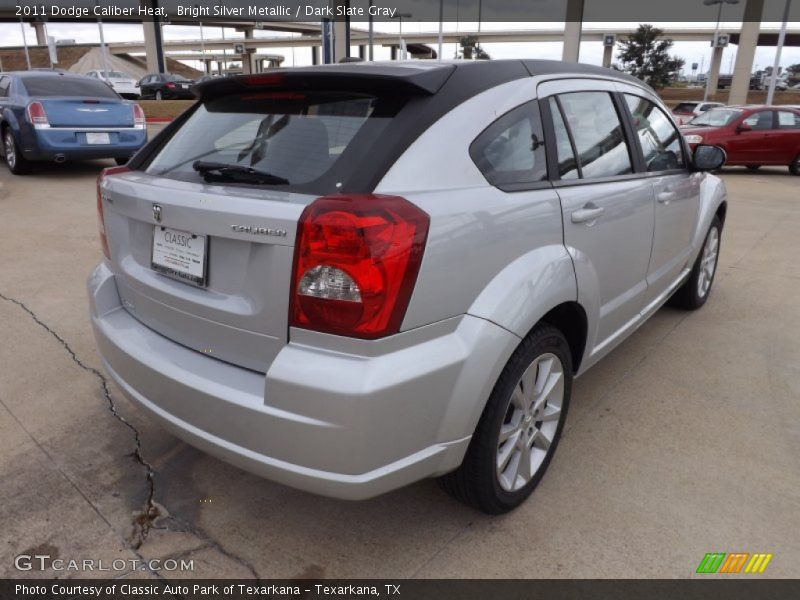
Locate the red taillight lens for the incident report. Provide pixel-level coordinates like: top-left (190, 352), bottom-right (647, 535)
top-left (96, 166), bottom-right (130, 259)
top-left (132, 103), bottom-right (145, 129)
top-left (166, 82), bottom-right (176, 89)
top-left (290, 195), bottom-right (429, 339)
top-left (242, 74), bottom-right (284, 87)
top-left (26, 101), bottom-right (49, 129)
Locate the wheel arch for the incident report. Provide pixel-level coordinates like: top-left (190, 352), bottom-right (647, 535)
top-left (538, 301), bottom-right (588, 374)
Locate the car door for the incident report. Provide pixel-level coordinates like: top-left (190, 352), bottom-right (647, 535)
top-left (727, 110), bottom-right (773, 163)
top-left (540, 83), bottom-right (655, 361)
top-left (622, 93), bottom-right (701, 306)
top-left (774, 110), bottom-right (800, 163)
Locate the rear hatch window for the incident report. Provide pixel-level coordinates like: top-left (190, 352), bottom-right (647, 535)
top-left (145, 92), bottom-right (401, 194)
top-left (673, 102), bottom-right (698, 114)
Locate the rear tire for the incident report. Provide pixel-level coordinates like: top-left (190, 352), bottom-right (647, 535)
top-left (790, 155), bottom-right (800, 176)
top-left (3, 128), bottom-right (30, 175)
top-left (746, 165), bottom-right (760, 171)
top-left (439, 324), bottom-right (572, 514)
top-left (669, 216), bottom-right (722, 310)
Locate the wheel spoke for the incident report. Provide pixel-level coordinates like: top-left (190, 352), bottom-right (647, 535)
top-left (538, 405), bottom-right (562, 422)
top-left (533, 428), bottom-right (552, 451)
top-left (497, 431), bottom-right (520, 471)
top-left (534, 356), bottom-right (554, 395)
top-left (517, 442), bottom-right (532, 484)
top-left (510, 385), bottom-right (526, 411)
top-left (520, 363), bottom-right (537, 400)
top-left (498, 422), bottom-right (520, 445)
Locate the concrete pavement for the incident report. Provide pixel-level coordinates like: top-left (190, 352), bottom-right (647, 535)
top-left (0, 159), bottom-right (798, 579)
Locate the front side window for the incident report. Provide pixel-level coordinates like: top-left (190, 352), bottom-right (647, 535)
top-left (742, 111), bottom-right (774, 130)
top-left (624, 94), bottom-right (685, 172)
top-left (470, 101), bottom-right (548, 188)
top-left (556, 91), bottom-right (633, 179)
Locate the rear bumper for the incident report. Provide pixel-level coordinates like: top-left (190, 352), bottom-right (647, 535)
top-left (88, 262), bottom-right (519, 499)
top-left (23, 128), bottom-right (147, 161)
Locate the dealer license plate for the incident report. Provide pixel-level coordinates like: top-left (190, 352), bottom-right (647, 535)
top-left (85, 132), bottom-right (110, 145)
top-left (151, 226), bottom-right (208, 287)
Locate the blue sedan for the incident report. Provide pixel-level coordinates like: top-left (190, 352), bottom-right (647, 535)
top-left (0, 71), bottom-right (148, 174)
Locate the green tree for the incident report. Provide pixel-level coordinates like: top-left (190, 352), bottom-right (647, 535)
top-left (458, 35), bottom-right (491, 60)
top-left (617, 24), bottom-right (685, 89)
top-left (787, 64), bottom-right (800, 75)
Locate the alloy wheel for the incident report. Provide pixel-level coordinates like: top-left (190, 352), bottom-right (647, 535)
top-left (496, 352), bottom-right (565, 492)
top-left (4, 132), bottom-right (15, 170)
top-left (697, 226), bottom-right (719, 298)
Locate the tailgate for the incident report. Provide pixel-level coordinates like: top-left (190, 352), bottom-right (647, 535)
top-left (101, 172), bottom-right (311, 373)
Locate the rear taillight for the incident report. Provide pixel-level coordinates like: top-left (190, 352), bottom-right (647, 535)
top-left (26, 101), bottom-right (49, 129)
top-left (96, 166), bottom-right (130, 259)
top-left (290, 195), bottom-right (429, 339)
top-left (166, 82), bottom-right (176, 89)
top-left (132, 103), bottom-right (145, 129)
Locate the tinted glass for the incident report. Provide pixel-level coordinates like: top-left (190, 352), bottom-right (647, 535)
top-left (470, 101), bottom-right (547, 187)
top-left (21, 76), bottom-right (119, 98)
top-left (674, 102), bottom-right (698, 114)
top-left (166, 74), bottom-right (189, 82)
top-left (777, 111), bottom-right (800, 129)
top-left (689, 109), bottom-right (741, 127)
top-left (557, 92), bottom-right (633, 179)
top-left (625, 94), bottom-right (685, 172)
top-left (549, 97), bottom-right (579, 180)
top-left (742, 111), bottom-right (774, 130)
top-left (147, 92), bottom-right (394, 190)
top-left (0, 77), bottom-right (9, 98)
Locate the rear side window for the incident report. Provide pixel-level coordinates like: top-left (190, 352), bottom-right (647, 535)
top-left (147, 92), bottom-right (398, 190)
top-left (624, 94), bottom-right (686, 172)
top-left (469, 100), bottom-right (548, 188)
top-left (555, 92), bottom-right (633, 179)
top-left (21, 76), bottom-right (119, 98)
top-left (777, 111), bottom-right (800, 129)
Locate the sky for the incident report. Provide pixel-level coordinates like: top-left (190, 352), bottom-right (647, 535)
top-left (1, 20), bottom-right (799, 75)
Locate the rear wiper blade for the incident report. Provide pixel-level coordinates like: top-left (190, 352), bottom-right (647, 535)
top-left (192, 160), bottom-right (289, 185)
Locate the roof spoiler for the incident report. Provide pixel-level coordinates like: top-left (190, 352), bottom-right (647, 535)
top-left (193, 64), bottom-right (457, 100)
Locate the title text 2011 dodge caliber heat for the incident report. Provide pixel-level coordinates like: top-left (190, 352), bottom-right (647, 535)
top-left (89, 61), bottom-right (727, 513)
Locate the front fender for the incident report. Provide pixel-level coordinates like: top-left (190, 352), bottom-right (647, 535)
top-left (689, 172), bottom-right (727, 264)
top-left (466, 243), bottom-right (578, 339)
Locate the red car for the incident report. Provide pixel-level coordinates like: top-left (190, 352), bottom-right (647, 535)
top-left (680, 105), bottom-right (800, 175)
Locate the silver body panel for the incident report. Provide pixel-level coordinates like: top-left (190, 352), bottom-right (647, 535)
top-left (89, 68), bottom-right (727, 498)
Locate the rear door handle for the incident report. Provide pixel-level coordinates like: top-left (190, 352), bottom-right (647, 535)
top-left (657, 190), bottom-right (677, 204)
top-left (571, 205), bottom-right (605, 224)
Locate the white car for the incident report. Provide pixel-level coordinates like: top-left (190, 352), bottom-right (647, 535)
top-left (86, 70), bottom-right (140, 99)
top-left (672, 101), bottom-right (725, 125)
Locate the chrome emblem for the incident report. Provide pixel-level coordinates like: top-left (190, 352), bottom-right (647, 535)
top-left (76, 108), bottom-right (109, 112)
top-left (230, 225), bottom-right (287, 237)
top-left (153, 204), bottom-right (162, 223)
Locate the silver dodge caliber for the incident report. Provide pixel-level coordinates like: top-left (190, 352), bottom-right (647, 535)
top-left (89, 61), bottom-right (727, 513)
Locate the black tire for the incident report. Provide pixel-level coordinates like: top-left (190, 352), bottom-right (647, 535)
top-left (439, 324), bottom-right (573, 514)
top-left (669, 215), bottom-right (722, 310)
top-left (3, 127), bottom-right (31, 175)
top-left (155, 90), bottom-right (163, 101)
top-left (115, 157), bottom-right (130, 166)
top-left (746, 165), bottom-right (760, 171)
top-left (790, 155), bottom-right (800, 176)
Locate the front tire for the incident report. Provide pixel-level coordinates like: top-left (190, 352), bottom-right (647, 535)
top-left (790, 154), bottom-right (800, 176)
top-left (669, 216), bottom-right (722, 310)
top-left (746, 165), bottom-right (760, 171)
top-left (155, 90), bottom-right (163, 101)
top-left (439, 324), bottom-right (572, 514)
top-left (3, 128), bottom-right (30, 175)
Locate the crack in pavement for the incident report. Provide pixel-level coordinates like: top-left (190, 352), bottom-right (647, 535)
top-left (0, 292), bottom-right (158, 549)
top-left (0, 291), bottom-right (261, 579)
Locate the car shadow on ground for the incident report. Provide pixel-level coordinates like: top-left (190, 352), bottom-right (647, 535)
top-left (6, 159), bottom-right (117, 181)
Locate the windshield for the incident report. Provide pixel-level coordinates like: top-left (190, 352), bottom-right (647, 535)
top-left (689, 108), bottom-right (741, 127)
top-left (146, 91), bottom-right (394, 191)
top-left (105, 71), bottom-right (130, 79)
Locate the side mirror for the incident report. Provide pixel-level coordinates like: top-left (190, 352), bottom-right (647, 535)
top-left (692, 144), bottom-right (726, 172)
top-left (736, 123), bottom-right (752, 133)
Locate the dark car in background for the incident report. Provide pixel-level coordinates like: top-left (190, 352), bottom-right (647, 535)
top-left (681, 105), bottom-right (800, 175)
top-left (138, 73), bottom-right (195, 100)
top-left (0, 71), bottom-right (147, 174)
